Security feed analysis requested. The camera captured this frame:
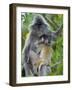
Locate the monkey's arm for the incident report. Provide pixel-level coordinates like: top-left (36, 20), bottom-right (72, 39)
top-left (21, 38), bottom-right (32, 76)
top-left (22, 46), bottom-right (30, 70)
top-left (22, 32), bottom-right (31, 64)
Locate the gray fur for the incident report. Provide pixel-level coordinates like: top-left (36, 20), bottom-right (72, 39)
top-left (22, 15), bottom-right (50, 76)
top-left (22, 15), bottom-right (62, 76)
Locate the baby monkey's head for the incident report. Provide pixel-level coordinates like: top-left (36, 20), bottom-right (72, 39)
top-left (38, 33), bottom-right (56, 47)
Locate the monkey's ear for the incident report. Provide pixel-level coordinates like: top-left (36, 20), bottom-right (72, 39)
top-left (55, 24), bottom-right (63, 36)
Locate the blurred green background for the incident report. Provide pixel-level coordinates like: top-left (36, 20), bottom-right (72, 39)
top-left (21, 13), bottom-right (63, 76)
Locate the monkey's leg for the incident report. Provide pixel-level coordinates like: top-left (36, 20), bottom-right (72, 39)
top-left (39, 65), bottom-right (51, 76)
top-left (22, 50), bottom-right (40, 76)
top-left (23, 63), bottom-right (33, 77)
top-left (22, 55), bottom-right (32, 76)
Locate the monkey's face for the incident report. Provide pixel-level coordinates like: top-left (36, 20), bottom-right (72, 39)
top-left (30, 15), bottom-right (49, 37)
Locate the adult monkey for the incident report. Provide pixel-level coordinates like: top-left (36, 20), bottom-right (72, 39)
top-left (22, 15), bottom-right (50, 76)
top-left (22, 15), bottom-right (63, 76)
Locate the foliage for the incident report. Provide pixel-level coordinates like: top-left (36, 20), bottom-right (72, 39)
top-left (21, 13), bottom-right (63, 76)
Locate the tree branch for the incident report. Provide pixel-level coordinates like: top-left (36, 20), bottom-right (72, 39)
top-left (51, 61), bottom-right (62, 69)
top-left (42, 14), bottom-right (58, 30)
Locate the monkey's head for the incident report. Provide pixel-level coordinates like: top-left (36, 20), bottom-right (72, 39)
top-left (30, 15), bottom-right (49, 37)
top-left (37, 33), bottom-right (56, 47)
top-left (34, 15), bottom-right (45, 26)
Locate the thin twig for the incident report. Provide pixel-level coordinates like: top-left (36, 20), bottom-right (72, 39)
top-left (51, 61), bottom-right (62, 68)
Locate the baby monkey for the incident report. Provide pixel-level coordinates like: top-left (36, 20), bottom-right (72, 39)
top-left (34, 34), bottom-right (55, 76)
